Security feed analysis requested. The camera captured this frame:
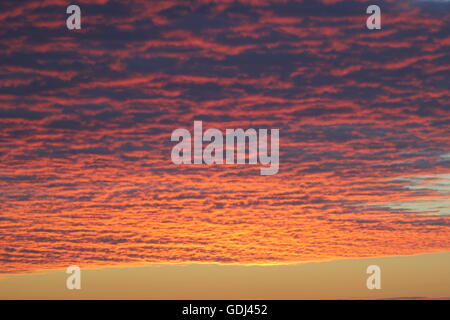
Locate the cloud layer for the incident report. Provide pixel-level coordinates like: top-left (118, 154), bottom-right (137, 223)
top-left (0, 0), bottom-right (449, 273)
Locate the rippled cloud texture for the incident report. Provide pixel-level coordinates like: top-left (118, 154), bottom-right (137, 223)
top-left (0, 0), bottom-right (449, 273)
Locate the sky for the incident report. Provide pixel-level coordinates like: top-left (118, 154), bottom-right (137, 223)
top-left (0, 0), bottom-right (449, 298)
top-left (1, 252), bottom-right (449, 299)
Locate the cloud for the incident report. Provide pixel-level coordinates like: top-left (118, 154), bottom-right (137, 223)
top-left (0, 0), bottom-right (449, 273)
